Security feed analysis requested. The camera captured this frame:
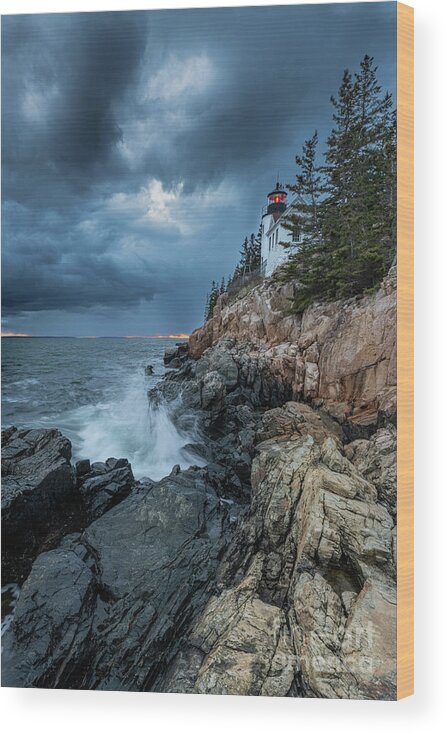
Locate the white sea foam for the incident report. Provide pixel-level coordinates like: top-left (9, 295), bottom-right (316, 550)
top-left (1, 583), bottom-right (21, 638)
top-left (75, 371), bottom-right (203, 480)
top-left (3, 337), bottom-right (200, 482)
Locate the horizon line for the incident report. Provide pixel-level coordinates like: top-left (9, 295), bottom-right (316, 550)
top-left (1, 333), bottom-right (190, 339)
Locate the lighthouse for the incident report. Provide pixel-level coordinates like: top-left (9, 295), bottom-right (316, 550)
top-left (260, 182), bottom-right (300, 277)
top-left (266, 183), bottom-right (287, 219)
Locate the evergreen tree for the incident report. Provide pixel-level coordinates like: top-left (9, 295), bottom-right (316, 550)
top-left (249, 228), bottom-right (262, 270)
top-left (280, 55), bottom-right (396, 311)
top-left (279, 131), bottom-right (330, 309)
top-left (203, 290), bottom-right (210, 322)
top-left (322, 55), bottom-right (396, 298)
top-left (239, 236), bottom-right (250, 276)
top-left (204, 280), bottom-right (220, 321)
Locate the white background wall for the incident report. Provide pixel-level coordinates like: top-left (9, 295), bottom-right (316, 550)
top-left (1, 1), bottom-right (446, 732)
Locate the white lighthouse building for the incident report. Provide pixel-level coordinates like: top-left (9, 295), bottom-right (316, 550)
top-left (260, 183), bottom-right (301, 276)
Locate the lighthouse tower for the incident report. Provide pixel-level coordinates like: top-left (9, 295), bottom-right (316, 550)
top-left (260, 182), bottom-right (296, 276)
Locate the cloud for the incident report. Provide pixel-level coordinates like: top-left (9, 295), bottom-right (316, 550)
top-left (21, 82), bottom-right (60, 123)
top-left (1, 4), bottom-right (397, 335)
top-left (2, 12), bottom-right (148, 205)
top-left (146, 54), bottom-right (214, 102)
top-left (107, 177), bottom-right (234, 236)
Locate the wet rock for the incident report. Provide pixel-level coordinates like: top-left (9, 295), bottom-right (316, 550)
top-left (90, 461), bottom-right (108, 474)
top-left (200, 370), bottom-right (226, 410)
top-left (1, 427), bottom-right (76, 582)
top-left (76, 458), bottom-right (91, 477)
top-left (195, 342), bottom-right (239, 391)
top-left (77, 459), bottom-right (134, 521)
top-left (82, 466), bottom-right (232, 691)
top-left (2, 466), bottom-right (233, 691)
top-left (168, 357), bottom-right (183, 369)
top-left (164, 342), bottom-right (189, 367)
top-left (144, 364), bottom-right (154, 375)
top-left (1, 548), bottom-right (96, 689)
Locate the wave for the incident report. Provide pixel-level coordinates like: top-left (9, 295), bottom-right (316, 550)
top-left (74, 372), bottom-right (203, 480)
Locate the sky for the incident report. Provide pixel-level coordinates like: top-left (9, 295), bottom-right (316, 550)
top-left (1, 2), bottom-right (397, 337)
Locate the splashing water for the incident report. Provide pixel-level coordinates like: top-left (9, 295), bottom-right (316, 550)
top-left (1, 584), bottom-right (20, 638)
top-left (2, 337), bottom-right (204, 481)
top-left (76, 375), bottom-right (203, 480)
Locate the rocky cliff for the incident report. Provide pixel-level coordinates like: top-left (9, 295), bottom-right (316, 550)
top-left (2, 270), bottom-right (397, 699)
top-left (190, 267), bottom-right (396, 436)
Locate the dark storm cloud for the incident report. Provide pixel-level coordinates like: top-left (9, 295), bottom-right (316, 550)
top-left (1, 4), bottom-right (397, 335)
top-left (2, 12), bottom-right (148, 204)
top-left (2, 200), bottom-right (160, 313)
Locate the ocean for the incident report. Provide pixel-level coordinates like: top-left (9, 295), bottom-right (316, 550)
top-left (1, 336), bottom-right (201, 480)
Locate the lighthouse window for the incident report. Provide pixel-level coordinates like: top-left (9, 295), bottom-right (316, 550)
top-left (276, 229), bottom-right (279, 244)
top-left (292, 226), bottom-right (300, 242)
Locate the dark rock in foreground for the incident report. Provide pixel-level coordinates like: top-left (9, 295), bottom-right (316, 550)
top-left (77, 458), bottom-right (134, 521)
top-left (1, 427), bottom-right (76, 582)
top-left (2, 465), bottom-right (233, 691)
top-left (2, 547), bottom-right (97, 688)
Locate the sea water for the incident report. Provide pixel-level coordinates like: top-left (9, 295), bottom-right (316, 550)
top-left (1, 337), bottom-right (202, 480)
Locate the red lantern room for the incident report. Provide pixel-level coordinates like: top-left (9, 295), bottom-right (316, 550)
top-left (266, 182), bottom-right (287, 219)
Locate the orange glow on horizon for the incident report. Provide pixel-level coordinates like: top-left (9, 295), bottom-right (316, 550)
top-left (1, 331), bottom-right (32, 337)
top-left (125, 333), bottom-right (189, 339)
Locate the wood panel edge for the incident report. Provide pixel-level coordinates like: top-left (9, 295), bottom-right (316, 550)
top-left (396, 0), bottom-right (414, 701)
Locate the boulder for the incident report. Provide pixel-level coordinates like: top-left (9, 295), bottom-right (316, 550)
top-left (76, 458), bottom-right (91, 477)
top-left (163, 342), bottom-right (189, 368)
top-left (77, 458), bottom-right (135, 521)
top-left (169, 403), bottom-right (396, 699)
top-left (1, 548), bottom-right (96, 689)
top-left (1, 427), bottom-right (76, 582)
top-left (2, 466), bottom-right (233, 691)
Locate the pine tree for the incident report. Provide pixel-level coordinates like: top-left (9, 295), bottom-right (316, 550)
top-left (322, 55), bottom-right (396, 298)
top-left (203, 290), bottom-right (210, 322)
top-left (280, 56), bottom-right (396, 311)
top-left (248, 229), bottom-right (262, 271)
top-left (204, 279), bottom-right (220, 321)
top-left (282, 130), bottom-right (323, 248)
top-left (279, 131), bottom-right (330, 309)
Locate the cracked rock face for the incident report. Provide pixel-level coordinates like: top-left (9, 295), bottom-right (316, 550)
top-left (1, 548), bottom-right (97, 688)
top-left (2, 275), bottom-right (397, 698)
top-left (189, 270), bottom-right (397, 422)
top-left (165, 403), bottom-right (396, 699)
top-left (1, 427), bottom-right (77, 582)
top-left (77, 458), bottom-right (134, 521)
top-left (2, 466), bottom-right (233, 691)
